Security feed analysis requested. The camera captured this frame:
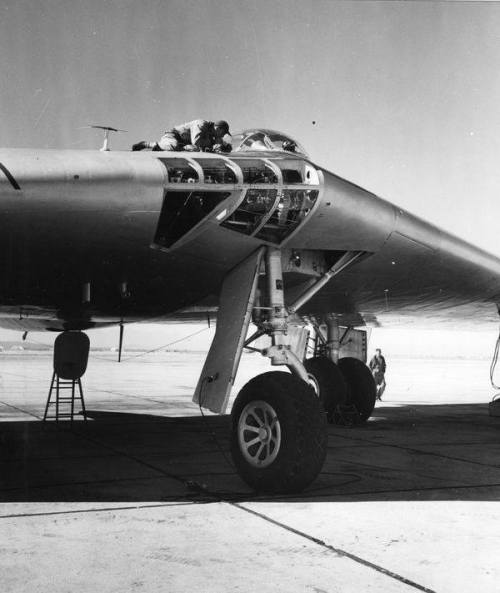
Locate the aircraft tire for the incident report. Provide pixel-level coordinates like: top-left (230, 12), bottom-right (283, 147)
top-left (230, 371), bottom-right (327, 493)
top-left (304, 357), bottom-right (348, 423)
top-left (338, 357), bottom-right (377, 422)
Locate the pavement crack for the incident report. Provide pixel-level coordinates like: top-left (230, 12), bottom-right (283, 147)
top-left (0, 501), bottom-right (194, 519)
top-left (231, 502), bottom-right (437, 593)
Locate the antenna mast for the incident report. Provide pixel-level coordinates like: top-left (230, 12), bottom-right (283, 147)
top-left (88, 125), bottom-right (128, 151)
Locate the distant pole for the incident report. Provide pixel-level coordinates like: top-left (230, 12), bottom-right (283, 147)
top-left (118, 322), bottom-right (124, 362)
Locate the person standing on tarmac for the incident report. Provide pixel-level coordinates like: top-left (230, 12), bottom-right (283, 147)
top-left (132, 119), bottom-right (232, 153)
top-left (369, 348), bottom-right (387, 401)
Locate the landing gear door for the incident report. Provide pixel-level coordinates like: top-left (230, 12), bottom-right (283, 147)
top-left (193, 247), bottom-right (265, 413)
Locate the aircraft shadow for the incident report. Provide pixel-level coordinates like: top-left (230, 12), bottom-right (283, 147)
top-left (1, 402), bottom-right (499, 502)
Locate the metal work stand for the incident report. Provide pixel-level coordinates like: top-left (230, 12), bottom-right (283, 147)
top-left (43, 372), bottom-right (87, 423)
top-left (42, 331), bottom-right (90, 423)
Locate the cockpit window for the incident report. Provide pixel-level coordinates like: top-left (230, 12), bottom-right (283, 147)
top-left (237, 132), bottom-right (268, 151)
top-left (193, 158), bottom-right (237, 184)
top-left (231, 129), bottom-right (307, 156)
top-left (220, 189), bottom-right (278, 236)
top-left (275, 159), bottom-right (319, 184)
top-left (154, 190), bottom-right (230, 248)
top-left (235, 159), bottom-right (278, 184)
top-left (280, 166), bottom-right (303, 183)
top-left (255, 189), bottom-right (319, 243)
top-left (158, 158), bottom-right (199, 183)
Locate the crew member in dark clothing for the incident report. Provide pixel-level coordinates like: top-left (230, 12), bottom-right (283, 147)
top-left (132, 119), bottom-right (232, 153)
top-left (369, 348), bottom-right (387, 401)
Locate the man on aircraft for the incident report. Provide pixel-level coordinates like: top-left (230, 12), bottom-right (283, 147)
top-left (369, 348), bottom-right (387, 400)
top-left (132, 119), bottom-right (232, 153)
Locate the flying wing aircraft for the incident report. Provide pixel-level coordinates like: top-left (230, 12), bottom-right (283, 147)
top-left (1, 128), bottom-right (500, 493)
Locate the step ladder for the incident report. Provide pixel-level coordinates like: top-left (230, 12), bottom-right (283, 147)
top-left (43, 331), bottom-right (90, 423)
top-left (43, 372), bottom-right (87, 423)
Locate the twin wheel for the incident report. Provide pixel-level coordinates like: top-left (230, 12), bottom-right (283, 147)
top-left (230, 358), bottom-right (376, 493)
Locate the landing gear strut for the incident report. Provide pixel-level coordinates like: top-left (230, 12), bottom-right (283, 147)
top-left (196, 247), bottom-right (372, 493)
top-left (230, 248), bottom-right (327, 493)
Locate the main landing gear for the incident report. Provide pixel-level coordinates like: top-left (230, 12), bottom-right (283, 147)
top-left (229, 249), bottom-right (376, 493)
top-left (195, 247), bottom-right (376, 493)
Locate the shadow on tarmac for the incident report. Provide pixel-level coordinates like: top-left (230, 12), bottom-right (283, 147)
top-left (1, 403), bottom-right (500, 503)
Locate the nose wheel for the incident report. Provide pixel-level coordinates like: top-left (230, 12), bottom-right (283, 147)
top-left (231, 371), bottom-right (327, 493)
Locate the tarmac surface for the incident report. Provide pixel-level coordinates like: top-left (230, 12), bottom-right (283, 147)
top-left (1, 350), bottom-right (499, 592)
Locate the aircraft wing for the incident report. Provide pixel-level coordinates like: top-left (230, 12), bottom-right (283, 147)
top-left (0, 144), bottom-right (498, 331)
top-left (288, 169), bottom-right (500, 328)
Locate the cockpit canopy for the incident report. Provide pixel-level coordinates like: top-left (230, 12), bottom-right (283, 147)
top-left (231, 129), bottom-right (308, 157)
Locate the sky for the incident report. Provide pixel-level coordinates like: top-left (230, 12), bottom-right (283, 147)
top-left (1, 0), bottom-right (500, 355)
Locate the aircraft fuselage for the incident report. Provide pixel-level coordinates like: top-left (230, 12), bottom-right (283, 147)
top-left (0, 147), bottom-right (499, 331)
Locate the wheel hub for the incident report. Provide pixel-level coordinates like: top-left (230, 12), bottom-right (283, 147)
top-left (238, 400), bottom-right (281, 468)
top-left (258, 426), bottom-right (270, 441)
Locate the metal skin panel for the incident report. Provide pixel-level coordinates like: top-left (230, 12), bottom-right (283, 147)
top-left (289, 170), bottom-right (397, 252)
top-left (339, 328), bottom-right (367, 362)
top-left (192, 248), bottom-right (264, 413)
top-left (0, 146), bottom-right (499, 330)
top-left (303, 230), bottom-right (500, 327)
top-left (0, 149), bottom-right (240, 326)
